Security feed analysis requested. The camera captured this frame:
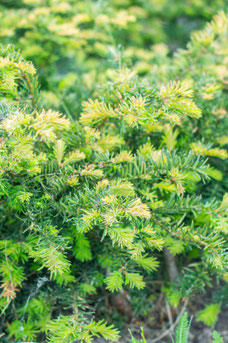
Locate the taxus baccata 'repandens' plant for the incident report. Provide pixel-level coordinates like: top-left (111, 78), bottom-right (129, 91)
top-left (77, 13), bottom-right (228, 328)
top-left (150, 11), bottom-right (228, 202)
top-left (0, 46), bottom-right (120, 342)
top-left (0, 14), bottom-right (227, 343)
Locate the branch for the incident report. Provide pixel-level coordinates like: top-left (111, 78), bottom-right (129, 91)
top-left (149, 298), bottom-right (189, 343)
top-left (21, 73), bottom-right (36, 107)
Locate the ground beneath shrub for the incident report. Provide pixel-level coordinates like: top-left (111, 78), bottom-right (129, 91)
top-left (119, 309), bottom-right (228, 343)
top-left (94, 282), bottom-right (228, 343)
top-left (94, 309), bottom-right (228, 343)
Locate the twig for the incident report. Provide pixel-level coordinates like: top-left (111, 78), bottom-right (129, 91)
top-left (21, 73), bottom-right (36, 107)
top-left (165, 299), bottom-right (174, 329)
top-left (164, 247), bottom-right (178, 282)
top-left (0, 300), bottom-right (11, 318)
top-left (149, 298), bottom-right (189, 343)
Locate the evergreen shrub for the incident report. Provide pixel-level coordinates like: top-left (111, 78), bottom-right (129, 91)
top-left (0, 6), bottom-right (227, 343)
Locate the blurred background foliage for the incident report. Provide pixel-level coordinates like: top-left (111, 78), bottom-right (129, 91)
top-left (0, 0), bottom-right (227, 115)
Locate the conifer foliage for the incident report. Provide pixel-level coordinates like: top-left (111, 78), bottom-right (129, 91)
top-left (0, 7), bottom-right (227, 343)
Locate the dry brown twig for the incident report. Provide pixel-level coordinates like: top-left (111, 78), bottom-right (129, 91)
top-left (148, 298), bottom-right (189, 343)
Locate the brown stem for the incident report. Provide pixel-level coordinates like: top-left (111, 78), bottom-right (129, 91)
top-left (164, 247), bottom-right (178, 283)
top-left (110, 290), bottom-right (132, 321)
top-left (21, 73), bottom-right (36, 107)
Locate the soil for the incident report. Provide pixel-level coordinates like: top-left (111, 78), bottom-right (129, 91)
top-left (94, 308), bottom-right (228, 343)
top-left (94, 283), bottom-right (228, 343)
